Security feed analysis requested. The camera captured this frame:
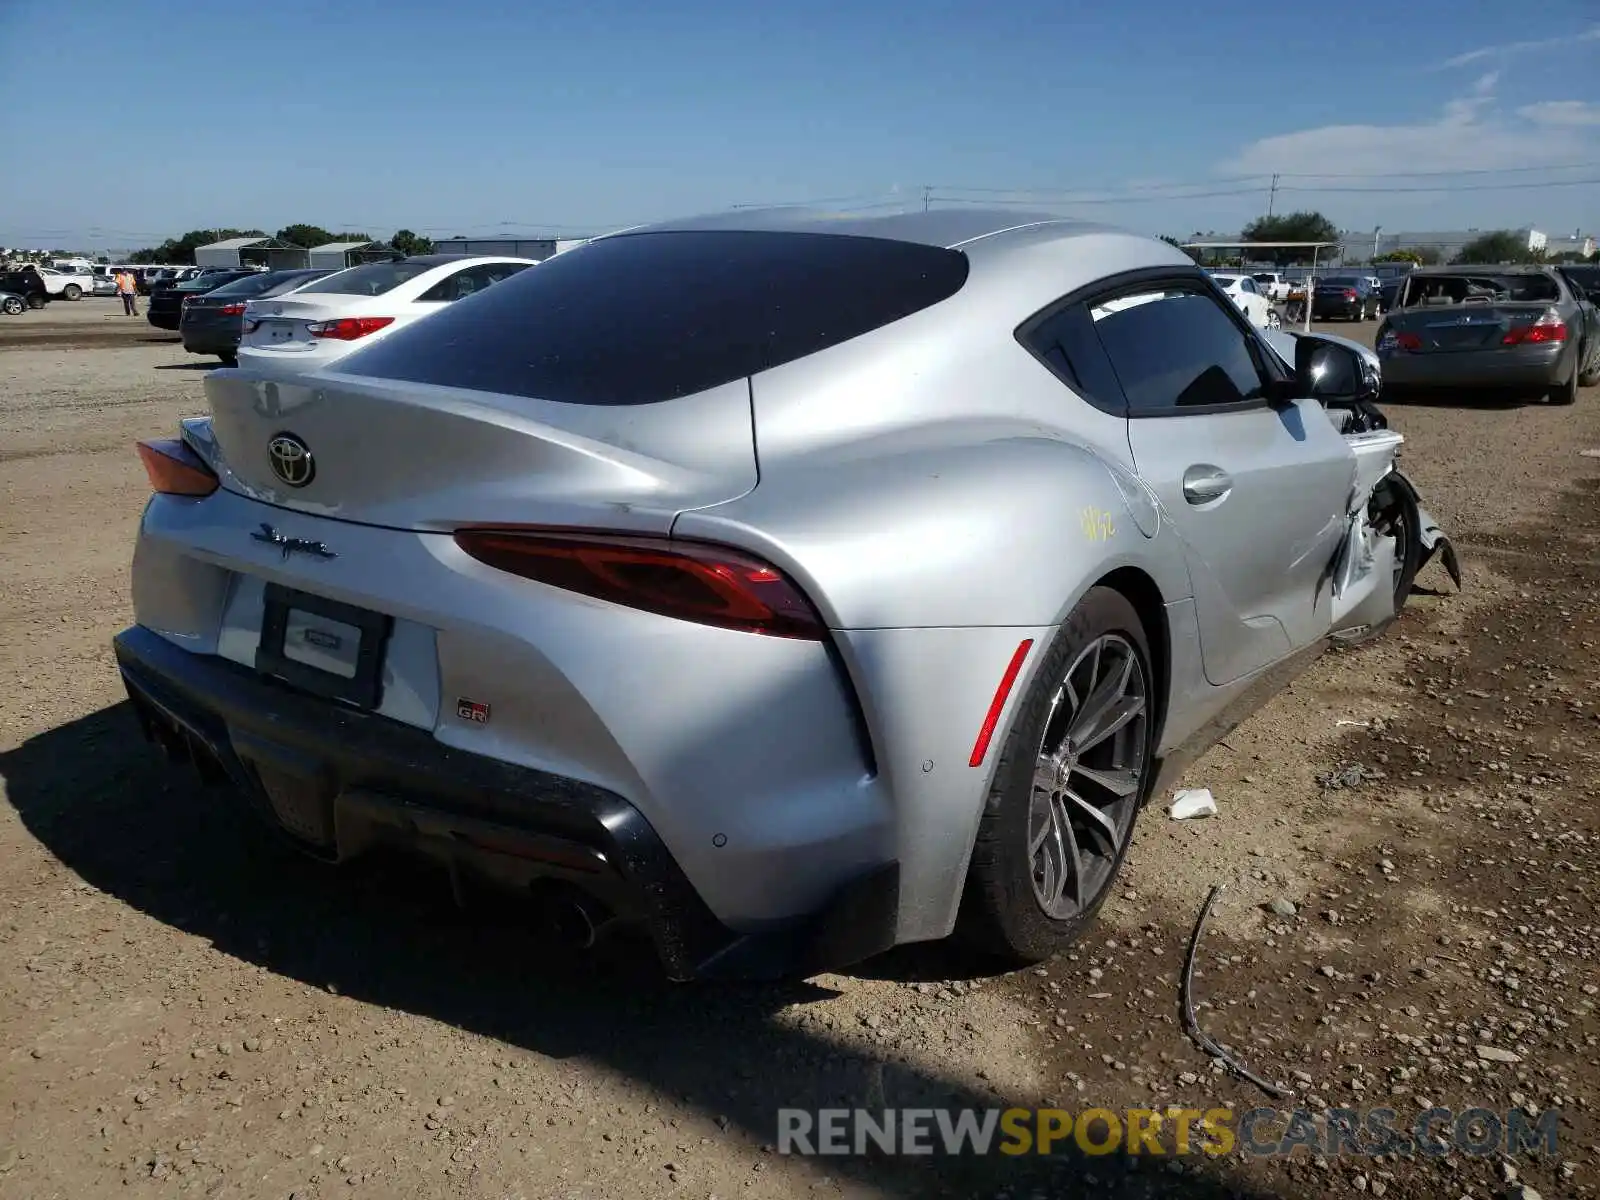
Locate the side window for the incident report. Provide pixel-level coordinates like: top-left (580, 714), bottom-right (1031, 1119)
top-left (1241, 278), bottom-right (1258, 295)
top-left (419, 262), bottom-right (532, 303)
top-left (1088, 287), bottom-right (1270, 416)
top-left (1018, 302), bottom-right (1129, 415)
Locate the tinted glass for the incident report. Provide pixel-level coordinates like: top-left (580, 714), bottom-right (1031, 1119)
top-left (261, 270), bottom-right (334, 297)
top-left (294, 260), bottom-right (436, 296)
top-left (176, 272), bottom-right (247, 291)
top-left (1088, 288), bottom-right (1268, 413)
top-left (1251, 274), bottom-right (1275, 284)
top-left (1560, 265), bottom-right (1600, 289)
top-left (1321, 277), bottom-right (1358, 287)
top-left (341, 231), bottom-right (971, 405)
top-left (207, 272), bottom-right (302, 298)
top-left (1020, 303), bottom-right (1129, 416)
top-left (416, 261), bottom-right (532, 303)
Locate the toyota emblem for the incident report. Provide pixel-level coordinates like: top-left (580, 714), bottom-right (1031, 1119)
top-left (267, 433), bottom-right (315, 488)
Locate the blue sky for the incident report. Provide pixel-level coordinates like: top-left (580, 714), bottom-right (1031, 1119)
top-left (2, 0), bottom-right (1597, 253)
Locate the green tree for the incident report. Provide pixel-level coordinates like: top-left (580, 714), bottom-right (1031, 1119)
top-left (1454, 230), bottom-right (1544, 265)
top-left (1374, 249), bottom-right (1424, 265)
top-left (276, 224), bottom-right (333, 248)
top-left (1240, 211), bottom-right (1342, 266)
top-left (390, 228), bottom-right (435, 256)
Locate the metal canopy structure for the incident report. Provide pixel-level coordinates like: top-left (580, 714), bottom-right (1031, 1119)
top-left (192, 236), bottom-right (309, 271)
top-left (307, 240), bottom-right (396, 270)
top-left (1180, 241), bottom-right (1342, 332)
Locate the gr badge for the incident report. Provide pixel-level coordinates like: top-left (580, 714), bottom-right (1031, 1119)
top-left (456, 698), bottom-right (490, 724)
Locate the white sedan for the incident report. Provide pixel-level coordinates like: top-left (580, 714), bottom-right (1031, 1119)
top-left (236, 254), bottom-right (538, 376)
top-left (1208, 272), bottom-right (1280, 330)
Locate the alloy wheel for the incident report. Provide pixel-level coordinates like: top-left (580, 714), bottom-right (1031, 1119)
top-left (1027, 634), bottom-right (1150, 920)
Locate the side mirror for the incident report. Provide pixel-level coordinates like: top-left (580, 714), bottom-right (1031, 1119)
top-left (1294, 336), bottom-right (1371, 401)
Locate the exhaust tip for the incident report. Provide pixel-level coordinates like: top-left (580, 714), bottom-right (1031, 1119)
top-left (543, 891), bottom-right (609, 951)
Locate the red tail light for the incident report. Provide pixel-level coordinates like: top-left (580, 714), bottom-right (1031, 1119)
top-left (307, 316), bottom-right (395, 341)
top-left (1503, 310), bottom-right (1567, 346)
top-left (219, 302), bottom-right (246, 316)
top-left (452, 529), bottom-right (825, 640)
top-left (1396, 331), bottom-right (1422, 351)
top-left (135, 438), bottom-right (218, 497)
top-left (1344, 289), bottom-right (1358, 300)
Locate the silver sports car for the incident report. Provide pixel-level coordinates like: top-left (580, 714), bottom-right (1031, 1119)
top-left (114, 209), bottom-right (1453, 980)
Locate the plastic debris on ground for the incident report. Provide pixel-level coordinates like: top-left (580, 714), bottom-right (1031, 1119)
top-left (1168, 788), bottom-right (1218, 820)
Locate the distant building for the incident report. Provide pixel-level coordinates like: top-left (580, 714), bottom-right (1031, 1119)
top-left (1545, 232), bottom-right (1596, 259)
top-left (1338, 228), bottom-right (1547, 263)
top-left (193, 236), bottom-right (309, 270)
top-left (307, 240), bottom-right (396, 270)
top-left (429, 237), bottom-right (591, 261)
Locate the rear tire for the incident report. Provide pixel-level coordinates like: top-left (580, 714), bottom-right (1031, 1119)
top-left (958, 587), bottom-right (1155, 965)
top-left (1, 296), bottom-right (22, 315)
top-left (1579, 343), bottom-right (1600, 388)
top-left (26, 294), bottom-right (44, 309)
top-left (62, 284), bottom-right (82, 301)
top-left (1551, 360), bottom-right (1579, 406)
top-left (219, 352), bottom-right (238, 367)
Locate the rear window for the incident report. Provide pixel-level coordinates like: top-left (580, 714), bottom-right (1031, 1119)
top-left (177, 273), bottom-right (244, 290)
top-left (295, 260), bottom-right (435, 297)
top-left (1400, 273), bottom-right (1561, 306)
top-left (339, 230), bottom-right (972, 405)
top-left (262, 271), bottom-right (333, 297)
top-left (207, 272), bottom-right (297, 297)
top-left (1321, 277), bottom-right (1358, 288)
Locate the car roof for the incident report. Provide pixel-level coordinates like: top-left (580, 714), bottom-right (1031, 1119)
top-left (597, 206), bottom-right (1125, 259)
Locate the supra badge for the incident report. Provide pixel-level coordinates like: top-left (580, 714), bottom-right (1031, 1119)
top-left (267, 432), bottom-right (315, 488)
top-left (456, 698), bottom-right (491, 724)
top-left (251, 523), bottom-right (337, 561)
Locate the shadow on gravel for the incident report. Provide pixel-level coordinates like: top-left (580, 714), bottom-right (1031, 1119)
top-left (3, 704), bottom-right (1273, 1200)
top-left (1381, 386), bottom-right (1549, 410)
top-left (152, 363), bottom-right (218, 371)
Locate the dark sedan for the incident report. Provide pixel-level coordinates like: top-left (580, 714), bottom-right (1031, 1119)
top-left (1375, 266), bottom-right (1598, 403)
top-left (1311, 276), bottom-right (1381, 321)
top-left (180, 268), bottom-right (332, 364)
top-left (147, 269), bottom-right (262, 332)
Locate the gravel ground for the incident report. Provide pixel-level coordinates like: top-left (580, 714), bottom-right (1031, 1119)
top-left (1, 299), bottom-right (1598, 1200)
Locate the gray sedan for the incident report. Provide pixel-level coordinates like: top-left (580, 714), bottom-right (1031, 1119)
top-left (1375, 265), bottom-right (1600, 404)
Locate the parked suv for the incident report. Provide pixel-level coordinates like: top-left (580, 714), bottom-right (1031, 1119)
top-left (0, 265), bottom-right (50, 309)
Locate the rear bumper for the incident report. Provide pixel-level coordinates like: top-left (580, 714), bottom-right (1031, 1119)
top-left (113, 624), bottom-right (900, 981)
top-left (181, 326), bottom-right (242, 355)
top-left (1378, 344), bottom-right (1570, 389)
top-left (1312, 299), bottom-right (1365, 319)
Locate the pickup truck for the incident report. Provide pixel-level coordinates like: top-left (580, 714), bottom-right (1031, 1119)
top-left (1250, 271), bottom-right (1292, 302)
top-left (34, 266), bottom-right (91, 301)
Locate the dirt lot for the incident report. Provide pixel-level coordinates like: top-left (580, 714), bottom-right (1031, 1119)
top-left (2, 299), bottom-right (1598, 1200)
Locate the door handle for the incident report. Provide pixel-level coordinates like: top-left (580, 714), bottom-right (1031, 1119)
top-left (1182, 465), bottom-right (1233, 505)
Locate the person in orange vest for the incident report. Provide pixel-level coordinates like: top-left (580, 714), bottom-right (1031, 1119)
top-left (115, 269), bottom-right (139, 316)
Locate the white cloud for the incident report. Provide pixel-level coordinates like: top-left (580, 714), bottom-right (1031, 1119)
top-left (1219, 80), bottom-right (1600, 177)
top-left (1518, 100), bottom-right (1600, 128)
top-left (1435, 22), bottom-right (1600, 69)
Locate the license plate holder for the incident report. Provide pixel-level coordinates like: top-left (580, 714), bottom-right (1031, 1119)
top-left (256, 584), bottom-right (392, 710)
